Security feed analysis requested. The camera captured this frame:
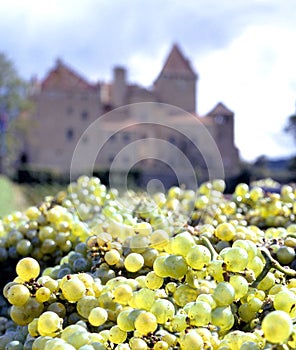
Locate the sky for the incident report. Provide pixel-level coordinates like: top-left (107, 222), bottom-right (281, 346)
top-left (0, 0), bottom-right (296, 162)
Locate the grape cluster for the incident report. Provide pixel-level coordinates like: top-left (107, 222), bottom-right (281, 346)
top-left (1, 176), bottom-right (296, 349)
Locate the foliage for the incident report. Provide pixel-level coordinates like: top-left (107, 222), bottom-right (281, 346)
top-left (0, 52), bottom-right (33, 174)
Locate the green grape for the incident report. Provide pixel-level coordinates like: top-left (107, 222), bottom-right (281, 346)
top-left (229, 275), bottom-right (249, 299)
top-left (61, 275), bottom-right (86, 302)
top-left (133, 221), bottom-right (152, 236)
top-left (215, 223), bottom-right (236, 241)
top-left (129, 337), bottom-right (148, 350)
top-left (61, 324), bottom-right (88, 342)
top-left (247, 256), bottom-right (264, 277)
top-left (261, 310), bottom-right (293, 344)
top-left (117, 309), bottom-right (136, 332)
top-left (124, 253), bottom-right (144, 272)
top-left (257, 272), bottom-right (275, 291)
top-left (134, 311), bottom-right (158, 335)
top-left (113, 284), bottom-right (133, 305)
top-left (153, 255), bottom-right (169, 277)
top-left (232, 239), bottom-right (257, 260)
top-left (88, 307), bottom-right (108, 327)
top-left (10, 297), bottom-right (44, 326)
top-left (145, 271), bottom-right (164, 290)
top-left (16, 257), bottom-right (40, 281)
top-left (150, 230), bottom-right (170, 250)
top-left (150, 299), bottom-right (175, 324)
top-left (154, 340), bottom-right (169, 350)
top-left (273, 290), bottom-right (296, 317)
top-left (179, 329), bottom-right (203, 350)
top-left (196, 294), bottom-right (217, 309)
top-left (77, 296), bottom-right (99, 319)
top-left (238, 303), bottom-right (257, 323)
top-left (276, 246), bottom-right (295, 265)
top-left (142, 248), bottom-right (159, 267)
top-left (109, 325), bottom-right (127, 344)
top-left (37, 276), bottom-right (59, 293)
top-left (169, 231), bottom-right (195, 257)
top-left (211, 306), bottom-right (234, 332)
top-left (28, 318), bottom-right (39, 337)
top-left (173, 284), bottom-right (198, 307)
top-left (6, 283), bottom-right (30, 306)
top-left (16, 239), bottom-right (33, 256)
top-left (132, 288), bottom-right (155, 310)
top-left (32, 336), bottom-right (53, 350)
top-left (164, 254), bottom-right (188, 279)
top-left (207, 259), bottom-right (225, 282)
top-left (185, 244), bottom-right (211, 270)
top-left (35, 286), bottom-right (51, 303)
top-left (186, 300), bottom-right (212, 326)
top-left (47, 302), bottom-right (66, 318)
top-left (169, 313), bottom-right (188, 332)
top-left (213, 282), bottom-right (235, 306)
top-left (129, 235), bottom-right (150, 253)
top-left (220, 247), bottom-right (248, 272)
top-left (67, 331), bottom-right (90, 348)
top-left (104, 249), bottom-right (121, 265)
top-left (37, 311), bottom-right (63, 337)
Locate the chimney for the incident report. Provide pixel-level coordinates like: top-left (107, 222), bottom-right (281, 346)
top-left (112, 66), bottom-right (127, 107)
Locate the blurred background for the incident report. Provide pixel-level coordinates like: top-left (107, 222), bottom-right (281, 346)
top-left (0, 0), bottom-right (296, 216)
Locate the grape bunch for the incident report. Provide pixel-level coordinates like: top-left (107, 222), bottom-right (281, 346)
top-left (1, 176), bottom-right (296, 349)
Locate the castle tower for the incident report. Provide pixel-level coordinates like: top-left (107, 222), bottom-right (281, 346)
top-left (153, 44), bottom-right (198, 113)
top-left (112, 66), bottom-right (127, 107)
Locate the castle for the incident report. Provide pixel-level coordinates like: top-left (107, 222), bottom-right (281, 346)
top-left (24, 44), bottom-right (240, 188)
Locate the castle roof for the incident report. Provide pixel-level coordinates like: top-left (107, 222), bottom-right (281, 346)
top-left (206, 102), bottom-right (234, 117)
top-left (41, 59), bottom-right (94, 91)
top-left (156, 44), bottom-right (197, 79)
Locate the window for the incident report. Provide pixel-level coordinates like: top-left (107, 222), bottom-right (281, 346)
top-left (215, 115), bottom-right (226, 125)
top-left (66, 128), bottom-right (74, 141)
top-left (81, 110), bottom-right (88, 120)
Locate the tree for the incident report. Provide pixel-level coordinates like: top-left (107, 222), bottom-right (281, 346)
top-left (0, 53), bottom-right (32, 174)
top-left (284, 108), bottom-right (296, 144)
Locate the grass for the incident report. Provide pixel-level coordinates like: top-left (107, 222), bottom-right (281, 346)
top-left (0, 176), bottom-right (66, 219)
top-left (0, 175), bottom-right (21, 218)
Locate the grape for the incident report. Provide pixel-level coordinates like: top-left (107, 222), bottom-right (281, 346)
top-left (213, 282), bottom-right (235, 306)
top-left (211, 306), bottom-right (234, 332)
top-left (109, 325), bottom-right (127, 344)
top-left (273, 290), bottom-right (296, 317)
top-left (129, 337), bottom-right (148, 350)
top-left (37, 311), bottom-right (63, 336)
top-left (77, 296), bottom-right (99, 319)
top-left (124, 253), bottom-right (144, 272)
top-left (185, 244), bottom-right (211, 270)
top-left (220, 247), bottom-right (248, 272)
top-left (229, 275), bottom-right (249, 299)
top-left (134, 311), bottom-right (158, 335)
top-left (16, 257), bottom-right (40, 281)
top-left (61, 324), bottom-right (88, 342)
top-left (88, 307), bottom-right (108, 327)
top-left (60, 275), bottom-right (86, 302)
top-left (261, 310), bottom-right (293, 344)
top-left (164, 254), bottom-right (188, 279)
top-left (179, 329), bottom-right (203, 349)
top-left (68, 330), bottom-right (90, 348)
top-left (150, 230), bottom-right (169, 250)
top-left (145, 271), bottom-right (163, 290)
top-left (169, 231), bottom-right (195, 257)
top-left (150, 299), bottom-right (175, 324)
top-left (113, 284), bottom-right (133, 305)
top-left (215, 222), bottom-right (236, 241)
top-left (104, 249), bottom-right (121, 265)
top-left (6, 284), bottom-right (30, 306)
top-left (186, 300), bottom-right (212, 326)
top-left (35, 286), bottom-right (51, 303)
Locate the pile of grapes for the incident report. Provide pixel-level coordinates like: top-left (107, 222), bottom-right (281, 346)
top-left (1, 176), bottom-right (296, 349)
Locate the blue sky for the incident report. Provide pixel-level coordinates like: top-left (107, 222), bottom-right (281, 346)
top-left (1, 0), bottom-right (296, 161)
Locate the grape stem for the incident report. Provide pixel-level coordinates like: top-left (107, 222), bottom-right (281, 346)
top-left (200, 236), bottom-right (218, 260)
top-left (251, 248), bottom-right (296, 288)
